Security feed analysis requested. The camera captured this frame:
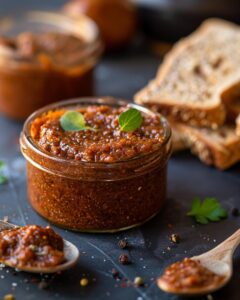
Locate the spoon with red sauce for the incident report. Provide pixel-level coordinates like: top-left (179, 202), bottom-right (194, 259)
top-left (0, 220), bottom-right (79, 273)
top-left (157, 229), bottom-right (240, 296)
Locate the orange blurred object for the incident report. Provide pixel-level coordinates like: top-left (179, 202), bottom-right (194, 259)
top-left (63, 0), bottom-right (137, 50)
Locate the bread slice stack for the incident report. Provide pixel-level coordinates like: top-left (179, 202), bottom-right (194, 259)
top-left (237, 115), bottom-right (240, 137)
top-left (135, 19), bottom-right (240, 170)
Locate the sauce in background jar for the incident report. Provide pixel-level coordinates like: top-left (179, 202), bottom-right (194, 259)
top-left (0, 11), bottom-right (102, 120)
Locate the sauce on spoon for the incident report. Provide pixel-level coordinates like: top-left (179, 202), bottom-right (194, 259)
top-left (158, 258), bottom-right (225, 293)
top-left (0, 225), bottom-right (65, 268)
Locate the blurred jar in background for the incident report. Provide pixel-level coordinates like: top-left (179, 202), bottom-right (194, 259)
top-left (136, 0), bottom-right (240, 41)
top-left (63, 0), bottom-right (138, 50)
top-left (0, 11), bottom-right (102, 120)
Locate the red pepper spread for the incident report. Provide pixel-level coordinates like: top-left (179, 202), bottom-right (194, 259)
top-left (31, 105), bottom-right (166, 163)
top-left (0, 225), bottom-right (64, 268)
top-left (0, 31), bottom-right (96, 120)
top-left (22, 103), bottom-right (170, 231)
top-left (0, 32), bottom-right (85, 64)
top-left (158, 258), bottom-right (225, 292)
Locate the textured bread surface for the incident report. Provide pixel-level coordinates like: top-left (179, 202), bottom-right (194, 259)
top-left (171, 122), bottom-right (240, 170)
top-left (135, 19), bottom-right (240, 128)
top-left (237, 115), bottom-right (240, 136)
top-left (220, 73), bottom-right (240, 122)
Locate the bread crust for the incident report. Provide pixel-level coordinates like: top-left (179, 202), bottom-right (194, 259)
top-left (236, 115), bottom-right (240, 136)
top-left (170, 122), bottom-right (240, 170)
top-left (142, 101), bottom-right (225, 129)
top-left (220, 73), bottom-right (240, 122)
top-left (135, 19), bottom-right (240, 128)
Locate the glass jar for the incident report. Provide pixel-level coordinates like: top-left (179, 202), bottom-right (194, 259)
top-left (20, 97), bottom-right (172, 233)
top-left (0, 11), bottom-right (102, 120)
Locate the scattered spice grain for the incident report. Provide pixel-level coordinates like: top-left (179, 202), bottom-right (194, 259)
top-left (119, 254), bottom-right (129, 265)
top-left (134, 277), bottom-right (144, 286)
top-left (3, 295), bottom-right (15, 300)
top-left (111, 268), bottom-right (120, 279)
top-left (118, 239), bottom-right (128, 249)
top-left (169, 233), bottom-right (180, 244)
top-left (80, 278), bottom-right (89, 287)
top-left (38, 281), bottom-right (49, 290)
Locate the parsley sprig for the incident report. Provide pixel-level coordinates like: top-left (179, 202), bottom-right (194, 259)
top-left (187, 197), bottom-right (227, 224)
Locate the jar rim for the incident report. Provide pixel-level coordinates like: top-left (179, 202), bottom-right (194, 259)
top-left (20, 97), bottom-right (172, 169)
top-left (0, 11), bottom-right (103, 68)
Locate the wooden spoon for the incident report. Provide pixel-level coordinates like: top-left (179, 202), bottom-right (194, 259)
top-left (157, 229), bottom-right (240, 296)
top-left (0, 220), bottom-right (79, 274)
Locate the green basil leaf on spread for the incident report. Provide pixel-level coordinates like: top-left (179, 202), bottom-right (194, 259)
top-left (119, 108), bottom-right (143, 132)
top-left (187, 197), bottom-right (228, 224)
top-left (60, 111), bottom-right (94, 131)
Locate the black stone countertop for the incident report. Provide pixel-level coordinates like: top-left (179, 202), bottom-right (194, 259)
top-left (0, 1), bottom-right (240, 300)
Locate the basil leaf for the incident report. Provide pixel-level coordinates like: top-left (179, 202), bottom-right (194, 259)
top-left (119, 108), bottom-right (143, 132)
top-left (60, 111), bottom-right (88, 131)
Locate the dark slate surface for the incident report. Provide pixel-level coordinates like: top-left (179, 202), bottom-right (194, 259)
top-left (0, 1), bottom-right (240, 300)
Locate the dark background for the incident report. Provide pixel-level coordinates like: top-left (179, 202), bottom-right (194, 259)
top-left (0, 1), bottom-right (240, 300)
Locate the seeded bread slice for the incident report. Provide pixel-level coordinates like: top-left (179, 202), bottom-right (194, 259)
top-left (171, 126), bottom-right (187, 152)
top-left (220, 73), bottom-right (240, 122)
top-left (135, 19), bottom-right (240, 128)
top-left (237, 115), bottom-right (240, 136)
top-left (170, 122), bottom-right (240, 170)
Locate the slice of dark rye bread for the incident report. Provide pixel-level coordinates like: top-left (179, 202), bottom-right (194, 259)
top-left (135, 19), bottom-right (240, 128)
top-left (170, 122), bottom-right (240, 170)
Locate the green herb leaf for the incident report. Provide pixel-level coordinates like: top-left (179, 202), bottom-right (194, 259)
top-left (0, 161), bottom-right (7, 185)
top-left (0, 160), bottom-right (5, 169)
top-left (60, 111), bottom-right (94, 132)
top-left (0, 175), bottom-right (7, 185)
top-left (119, 108), bottom-right (143, 132)
top-left (187, 197), bottom-right (227, 224)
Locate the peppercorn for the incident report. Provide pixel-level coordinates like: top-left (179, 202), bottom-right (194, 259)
top-left (119, 254), bottom-right (129, 265)
top-left (80, 278), bottom-right (89, 287)
top-left (38, 281), bottom-right (49, 290)
top-left (134, 276), bottom-right (144, 286)
top-left (231, 208), bottom-right (239, 217)
top-left (111, 268), bottom-right (119, 279)
top-left (118, 239), bottom-right (128, 249)
top-left (169, 233), bottom-right (180, 244)
top-left (4, 295), bottom-right (15, 300)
